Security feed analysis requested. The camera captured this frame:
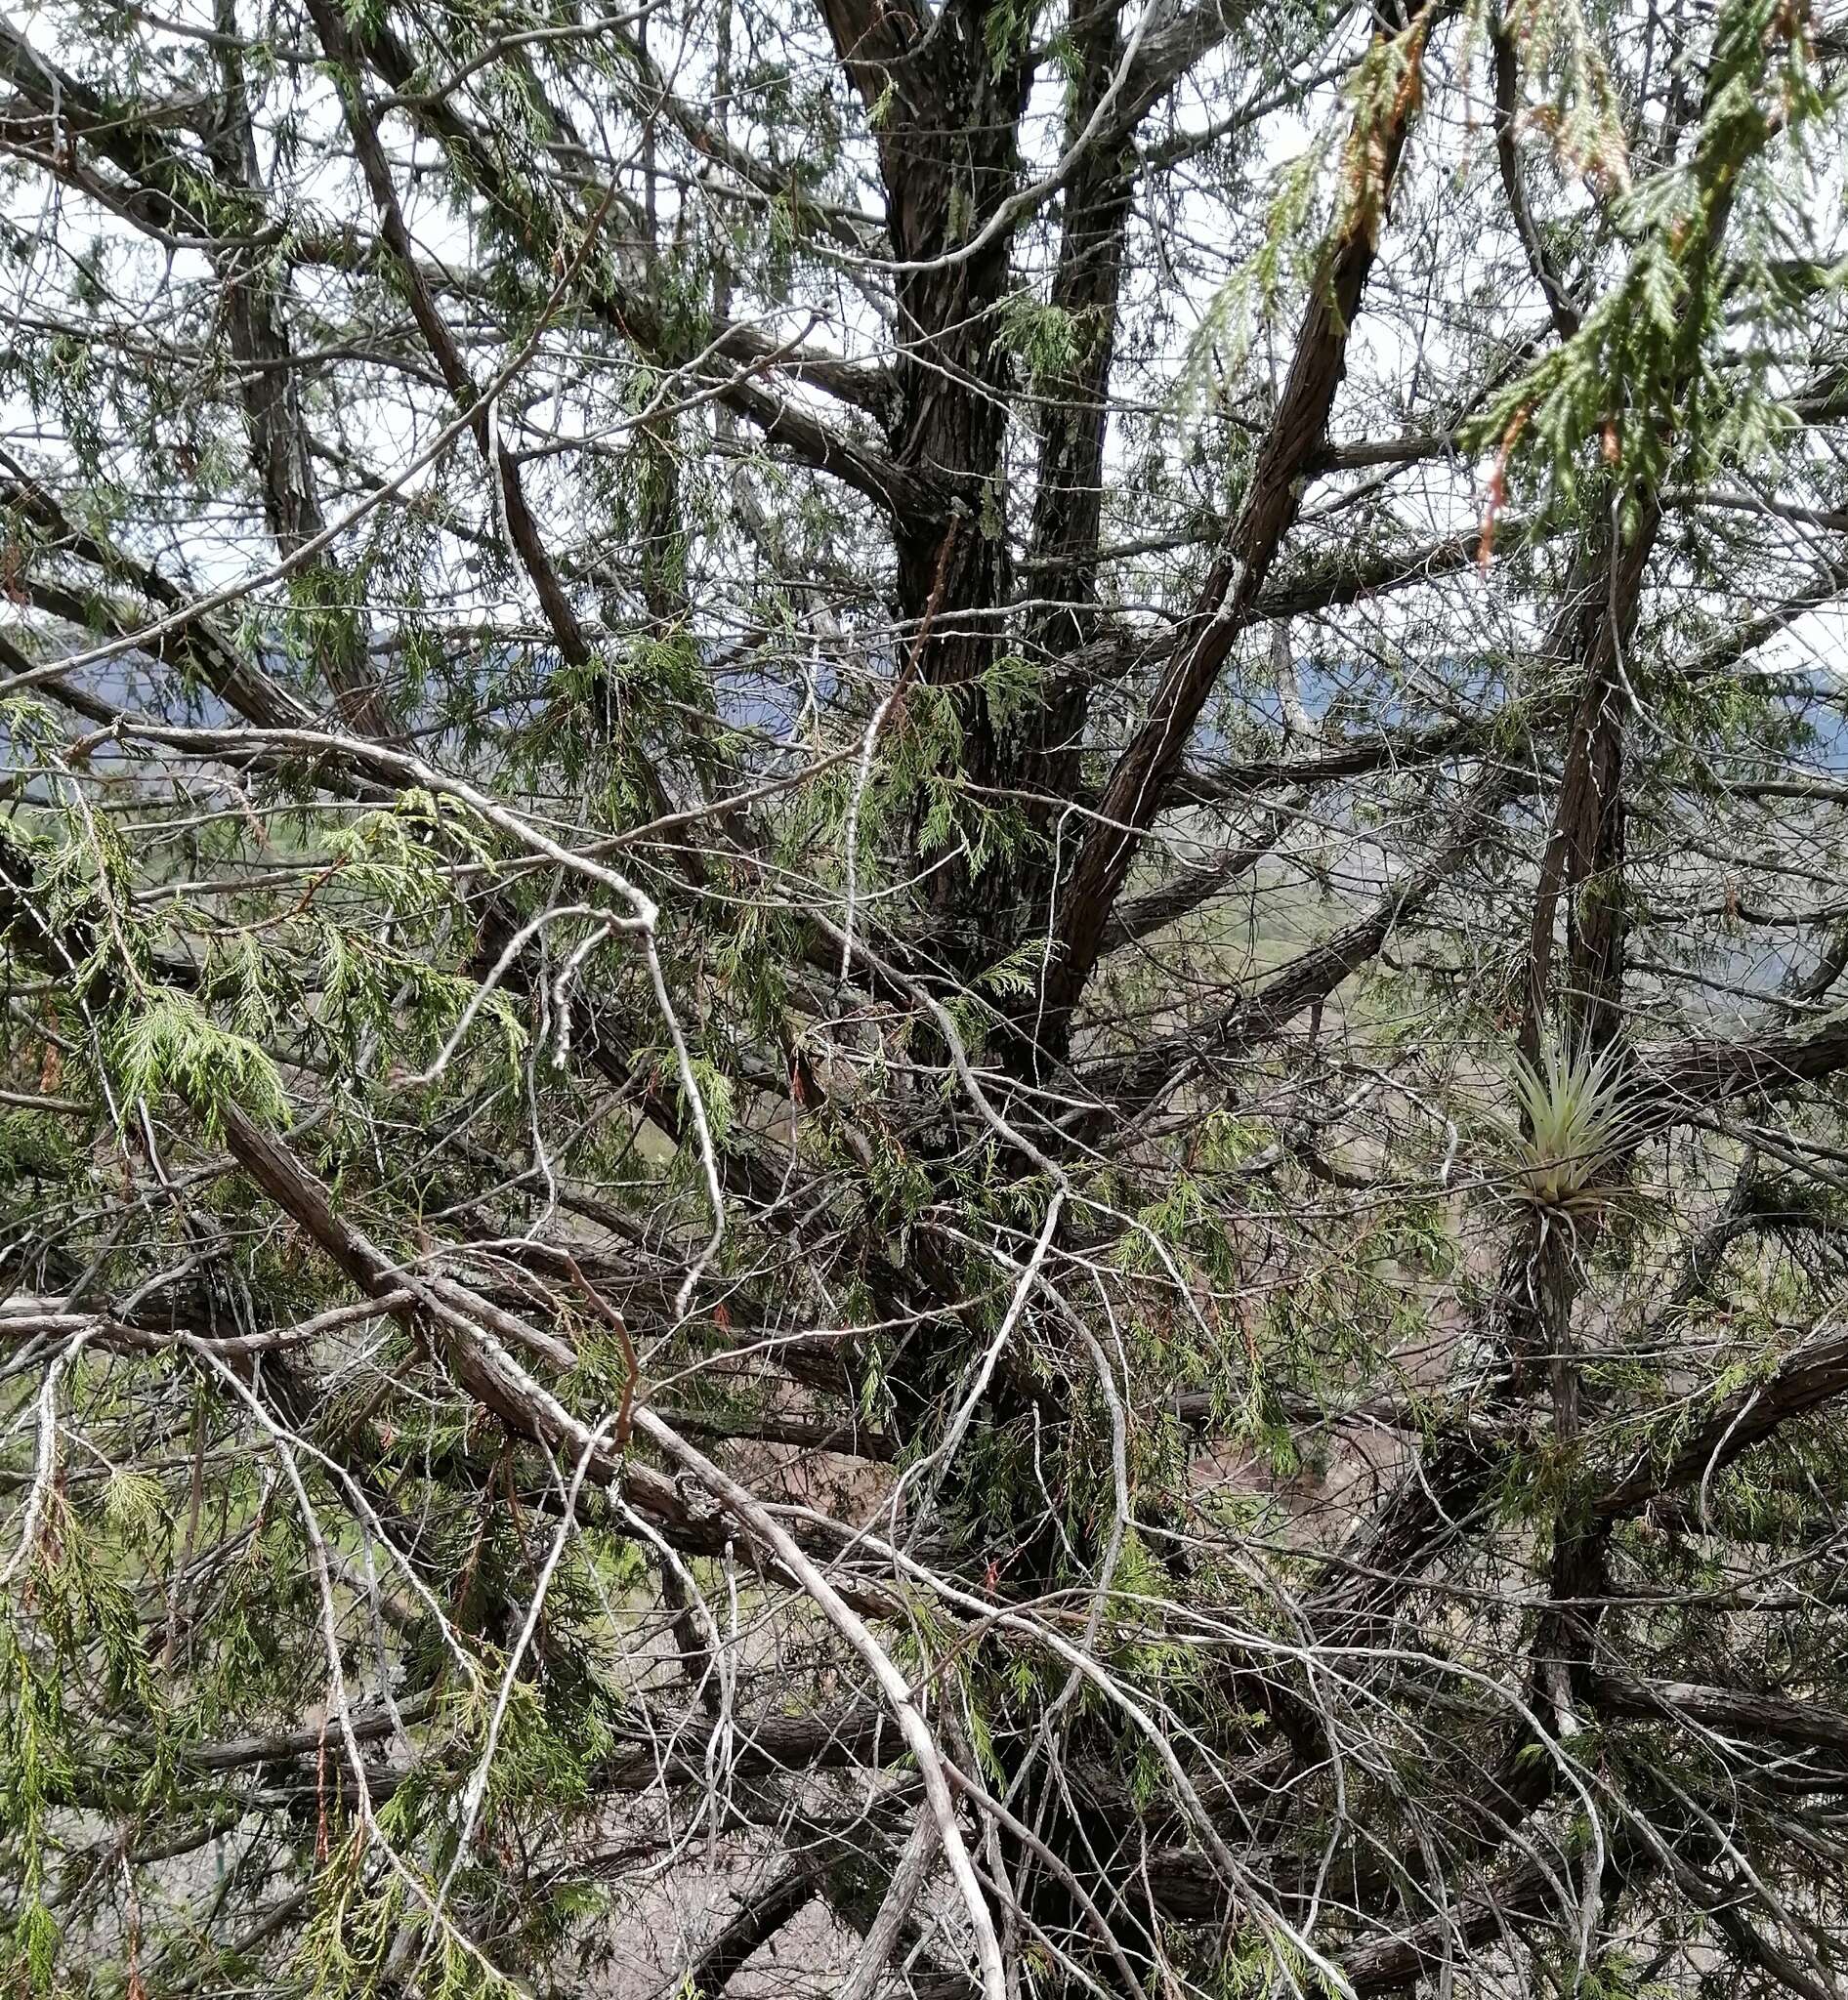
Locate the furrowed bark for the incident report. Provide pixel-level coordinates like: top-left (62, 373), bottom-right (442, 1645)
top-left (205, 0), bottom-right (391, 738)
top-left (815, 0), bottom-right (1035, 961)
top-left (1015, 0), bottom-right (1139, 884)
top-left (1035, 0), bottom-right (1439, 1052)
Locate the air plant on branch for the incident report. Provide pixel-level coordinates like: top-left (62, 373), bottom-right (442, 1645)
top-left (1495, 1035), bottom-right (1637, 1217)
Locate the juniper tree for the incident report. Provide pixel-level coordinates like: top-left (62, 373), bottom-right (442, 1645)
top-left (5, 0), bottom-right (1848, 1993)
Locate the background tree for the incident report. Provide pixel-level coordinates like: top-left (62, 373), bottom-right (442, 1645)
top-left (5, 0), bottom-right (1848, 1993)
